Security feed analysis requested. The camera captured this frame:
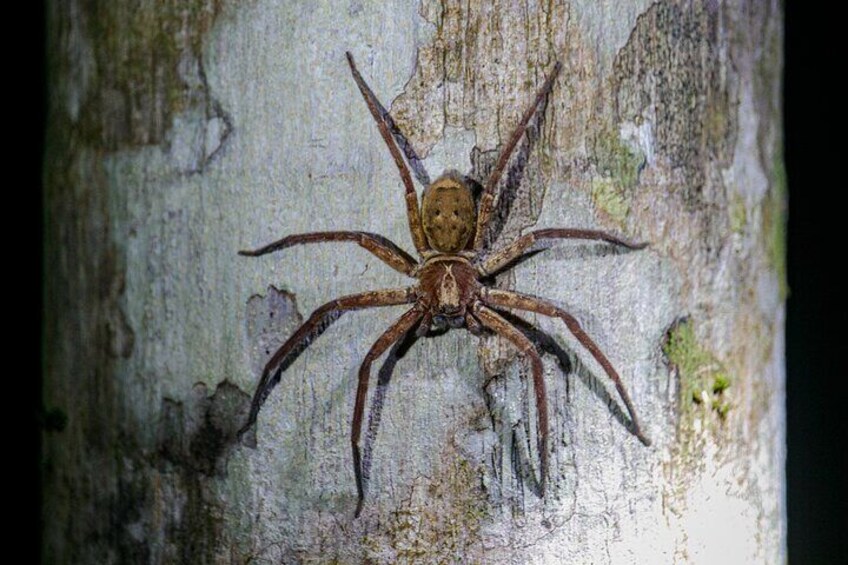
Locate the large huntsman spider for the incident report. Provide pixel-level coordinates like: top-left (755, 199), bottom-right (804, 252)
top-left (239, 52), bottom-right (650, 516)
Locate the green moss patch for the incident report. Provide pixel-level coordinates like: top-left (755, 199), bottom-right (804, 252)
top-left (764, 149), bottom-right (789, 299)
top-left (591, 127), bottom-right (646, 191)
top-left (663, 319), bottom-right (732, 423)
top-left (729, 193), bottom-right (747, 235)
top-left (591, 178), bottom-right (630, 224)
top-left (589, 127), bottom-right (645, 225)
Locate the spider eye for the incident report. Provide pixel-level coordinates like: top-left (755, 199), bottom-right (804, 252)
top-left (453, 210), bottom-right (459, 217)
top-left (435, 210), bottom-right (441, 216)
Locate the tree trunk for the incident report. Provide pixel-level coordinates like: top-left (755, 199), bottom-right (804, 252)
top-left (43, 1), bottom-right (785, 562)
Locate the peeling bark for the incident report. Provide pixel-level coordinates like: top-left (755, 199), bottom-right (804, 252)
top-left (44, 1), bottom-right (785, 562)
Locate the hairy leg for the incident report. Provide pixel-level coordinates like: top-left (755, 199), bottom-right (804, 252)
top-left (483, 288), bottom-right (651, 446)
top-left (474, 303), bottom-right (549, 495)
top-left (346, 52), bottom-right (429, 254)
top-left (478, 228), bottom-right (648, 276)
top-left (352, 307), bottom-right (423, 516)
top-left (360, 322), bottom-right (423, 501)
top-left (240, 230), bottom-right (418, 276)
top-left (341, 57), bottom-right (430, 188)
top-left (473, 62), bottom-right (562, 250)
top-left (239, 287), bottom-right (416, 437)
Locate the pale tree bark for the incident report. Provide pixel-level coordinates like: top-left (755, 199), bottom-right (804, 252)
top-left (44, 1), bottom-right (785, 563)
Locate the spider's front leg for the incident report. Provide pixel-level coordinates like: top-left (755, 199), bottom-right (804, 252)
top-left (473, 61), bottom-right (562, 250)
top-left (346, 52), bottom-right (430, 255)
top-left (473, 303), bottom-right (549, 495)
top-left (238, 287), bottom-right (416, 437)
top-left (482, 287), bottom-right (651, 446)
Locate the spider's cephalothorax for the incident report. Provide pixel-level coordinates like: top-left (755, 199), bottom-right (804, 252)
top-left (239, 52), bottom-right (651, 517)
top-left (417, 254), bottom-right (480, 331)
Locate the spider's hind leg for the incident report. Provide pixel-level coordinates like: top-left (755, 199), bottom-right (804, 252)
top-left (352, 307), bottom-right (423, 517)
top-left (360, 320), bottom-right (423, 509)
top-left (474, 303), bottom-right (549, 496)
top-left (483, 287), bottom-right (651, 446)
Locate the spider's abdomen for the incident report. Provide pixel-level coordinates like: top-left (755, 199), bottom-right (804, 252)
top-left (421, 172), bottom-right (476, 253)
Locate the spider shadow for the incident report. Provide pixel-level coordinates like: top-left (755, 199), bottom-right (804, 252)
top-left (480, 311), bottom-right (573, 499)
top-left (535, 242), bottom-right (640, 263)
top-left (383, 108), bottom-right (431, 188)
top-left (490, 309), bottom-right (644, 499)
top-left (495, 309), bottom-right (643, 442)
top-left (359, 307), bottom-right (642, 503)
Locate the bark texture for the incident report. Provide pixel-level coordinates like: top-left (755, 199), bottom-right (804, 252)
top-left (44, 0), bottom-right (786, 562)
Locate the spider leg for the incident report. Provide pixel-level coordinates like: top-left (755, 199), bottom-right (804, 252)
top-left (473, 303), bottom-right (549, 495)
top-left (363, 318), bottom-right (450, 492)
top-left (479, 228), bottom-right (648, 276)
top-left (361, 321), bottom-right (423, 497)
top-left (346, 52), bottom-right (430, 255)
top-left (240, 231), bottom-right (418, 276)
top-left (473, 61), bottom-right (562, 250)
top-left (482, 288), bottom-right (651, 446)
top-left (342, 55), bottom-right (431, 188)
top-left (238, 287), bottom-right (416, 438)
top-left (352, 307), bottom-right (423, 516)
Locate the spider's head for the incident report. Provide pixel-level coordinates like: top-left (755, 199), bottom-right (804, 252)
top-left (421, 171), bottom-right (476, 253)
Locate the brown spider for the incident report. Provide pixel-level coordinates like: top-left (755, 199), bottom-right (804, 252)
top-left (239, 52), bottom-right (650, 515)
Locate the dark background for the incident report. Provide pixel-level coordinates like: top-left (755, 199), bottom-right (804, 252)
top-left (26, 1), bottom-right (844, 561)
top-left (784, 1), bottom-right (846, 562)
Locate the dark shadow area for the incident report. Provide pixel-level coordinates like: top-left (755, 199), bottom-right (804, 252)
top-left (159, 381), bottom-right (252, 478)
top-left (383, 103), bottom-right (431, 188)
top-left (785, 1), bottom-right (845, 562)
top-left (29, 3), bottom-right (46, 562)
top-left (495, 310), bottom-right (645, 443)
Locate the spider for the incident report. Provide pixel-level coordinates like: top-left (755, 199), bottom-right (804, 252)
top-left (239, 52), bottom-right (651, 515)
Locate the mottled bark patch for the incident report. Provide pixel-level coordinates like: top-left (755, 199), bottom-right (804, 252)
top-left (361, 438), bottom-right (489, 562)
top-left (244, 285), bottom-right (302, 377)
top-left (51, 0), bottom-right (231, 171)
top-left (613, 0), bottom-right (738, 204)
top-left (159, 381), bottom-right (251, 477)
top-left (392, 0), bottom-right (563, 156)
